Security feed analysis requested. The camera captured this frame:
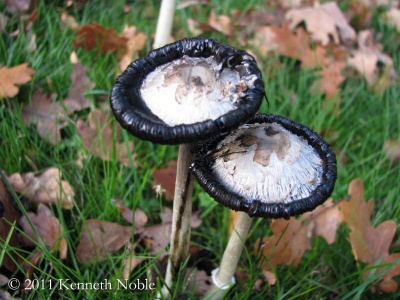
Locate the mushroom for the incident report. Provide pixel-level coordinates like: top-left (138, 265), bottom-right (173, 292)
top-left (110, 37), bottom-right (265, 293)
top-left (190, 113), bottom-right (337, 299)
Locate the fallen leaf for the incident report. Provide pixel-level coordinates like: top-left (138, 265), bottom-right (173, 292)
top-left (0, 177), bottom-right (21, 272)
top-left (63, 61), bottom-right (94, 112)
top-left (113, 198), bottom-right (148, 230)
top-left (340, 179), bottom-right (400, 293)
top-left (208, 10), bottom-right (233, 36)
top-left (117, 25), bottom-right (146, 72)
top-left (0, 63), bottom-right (35, 98)
top-left (186, 268), bottom-right (212, 296)
top-left (76, 109), bottom-right (137, 167)
top-left (152, 161), bottom-right (177, 201)
top-left (347, 30), bottom-right (397, 87)
top-left (60, 11), bottom-right (79, 30)
top-left (383, 138), bottom-right (400, 165)
top-left (76, 219), bottom-right (133, 264)
top-left (73, 22), bottom-right (127, 54)
top-left (317, 61), bottom-right (345, 99)
top-left (383, 8), bottom-right (400, 32)
top-left (19, 203), bottom-right (67, 259)
top-left (5, 0), bottom-right (30, 15)
top-left (121, 241), bottom-right (145, 280)
top-left (7, 168), bottom-right (75, 209)
top-left (256, 199), bottom-right (342, 270)
top-left (285, 2), bottom-right (356, 45)
top-left (21, 88), bottom-right (68, 144)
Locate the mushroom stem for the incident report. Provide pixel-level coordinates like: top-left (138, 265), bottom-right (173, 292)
top-left (206, 211), bottom-right (253, 300)
top-left (162, 143), bottom-right (194, 296)
top-left (153, 0), bottom-right (176, 48)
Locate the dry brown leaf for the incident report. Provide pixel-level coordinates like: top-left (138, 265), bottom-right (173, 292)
top-left (117, 25), bottom-right (146, 72)
top-left (208, 10), bottom-right (233, 36)
top-left (256, 199), bottom-right (342, 270)
top-left (318, 61), bottom-right (345, 99)
top-left (73, 22), bottom-right (127, 54)
top-left (384, 138), bottom-right (400, 165)
top-left (0, 63), bottom-right (35, 98)
top-left (121, 241), bottom-right (145, 280)
top-left (76, 109), bottom-right (137, 167)
top-left (19, 203), bottom-right (68, 259)
top-left (60, 11), bottom-right (78, 30)
top-left (152, 160), bottom-right (176, 201)
top-left (340, 179), bottom-right (400, 293)
top-left (5, 0), bottom-right (30, 15)
top-left (383, 8), bottom-right (400, 31)
top-left (186, 268), bottom-right (213, 296)
top-left (0, 12), bottom-right (9, 33)
top-left (63, 61), bottom-right (93, 112)
top-left (76, 219), bottom-right (133, 264)
top-left (347, 30), bottom-right (397, 87)
top-left (113, 198), bottom-right (148, 230)
top-left (21, 89), bottom-right (69, 144)
top-left (285, 2), bottom-right (356, 45)
top-left (141, 207), bottom-right (202, 253)
top-left (0, 178), bottom-right (21, 272)
top-left (7, 168), bottom-right (75, 209)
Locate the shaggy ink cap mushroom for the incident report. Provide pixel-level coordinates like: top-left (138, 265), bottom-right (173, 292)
top-left (110, 37), bottom-right (265, 145)
top-left (191, 114), bottom-right (337, 219)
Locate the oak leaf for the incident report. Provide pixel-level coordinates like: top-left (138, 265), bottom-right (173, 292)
top-left (285, 2), bottom-right (356, 45)
top-left (21, 89), bottom-right (69, 144)
top-left (76, 109), bottom-right (137, 167)
top-left (7, 168), bottom-right (75, 209)
top-left (113, 198), bottom-right (148, 230)
top-left (19, 203), bottom-right (68, 259)
top-left (73, 22), bottom-right (127, 54)
top-left (0, 63), bottom-right (35, 98)
top-left (256, 199), bottom-right (342, 270)
top-left (75, 219), bottom-right (132, 264)
top-left (340, 179), bottom-right (400, 293)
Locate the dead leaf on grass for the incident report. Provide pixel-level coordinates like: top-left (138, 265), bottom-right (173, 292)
top-left (76, 109), bottom-right (137, 167)
top-left (285, 2), bottom-right (356, 45)
top-left (256, 199), bottom-right (342, 270)
top-left (73, 22), bottom-right (127, 54)
top-left (76, 219), bottom-right (133, 264)
top-left (340, 179), bottom-right (400, 293)
top-left (21, 88), bottom-right (69, 144)
top-left (7, 168), bottom-right (75, 209)
top-left (117, 25), bottom-right (146, 73)
top-left (0, 63), bottom-right (35, 98)
top-left (113, 198), bottom-right (148, 230)
top-left (63, 61), bottom-right (94, 112)
top-left (19, 203), bottom-right (68, 259)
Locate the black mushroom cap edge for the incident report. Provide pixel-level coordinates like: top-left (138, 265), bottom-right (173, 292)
top-left (110, 37), bottom-right (265, 145)
top-left (190, 113), bottom-right (337, 219)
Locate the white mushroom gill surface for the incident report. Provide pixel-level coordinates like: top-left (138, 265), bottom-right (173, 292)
top-left (140, 56), bottom-right (253, 126)
top-left (210, 123), bottom-right (323, 204)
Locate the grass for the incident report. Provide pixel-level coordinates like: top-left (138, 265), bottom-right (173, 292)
top-left (1, 0), bottom-right (400, 299)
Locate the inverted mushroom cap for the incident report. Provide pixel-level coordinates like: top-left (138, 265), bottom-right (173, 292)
top-left (110, 38), bottom-right (265, 145)
top-left (190, 114), bottom-right (337, 219)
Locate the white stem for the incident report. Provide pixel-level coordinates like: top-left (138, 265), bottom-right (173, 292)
top-left (153, 0), bottom-right (176, 49)
top-left (162, 144), bottom-right (194, 297)
top-left (206, 212), bottom-right (253, 300)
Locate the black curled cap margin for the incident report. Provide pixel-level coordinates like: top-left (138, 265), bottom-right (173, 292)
top-left (110, 37), bottom-right (265, 145)
top-left (190, 113), bottom-right (337, 219)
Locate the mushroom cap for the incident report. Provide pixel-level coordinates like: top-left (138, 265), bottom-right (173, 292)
top-left (110, 38), bottom-right (265, 145)
top-left (190, 114), bottom-right (337, 219)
